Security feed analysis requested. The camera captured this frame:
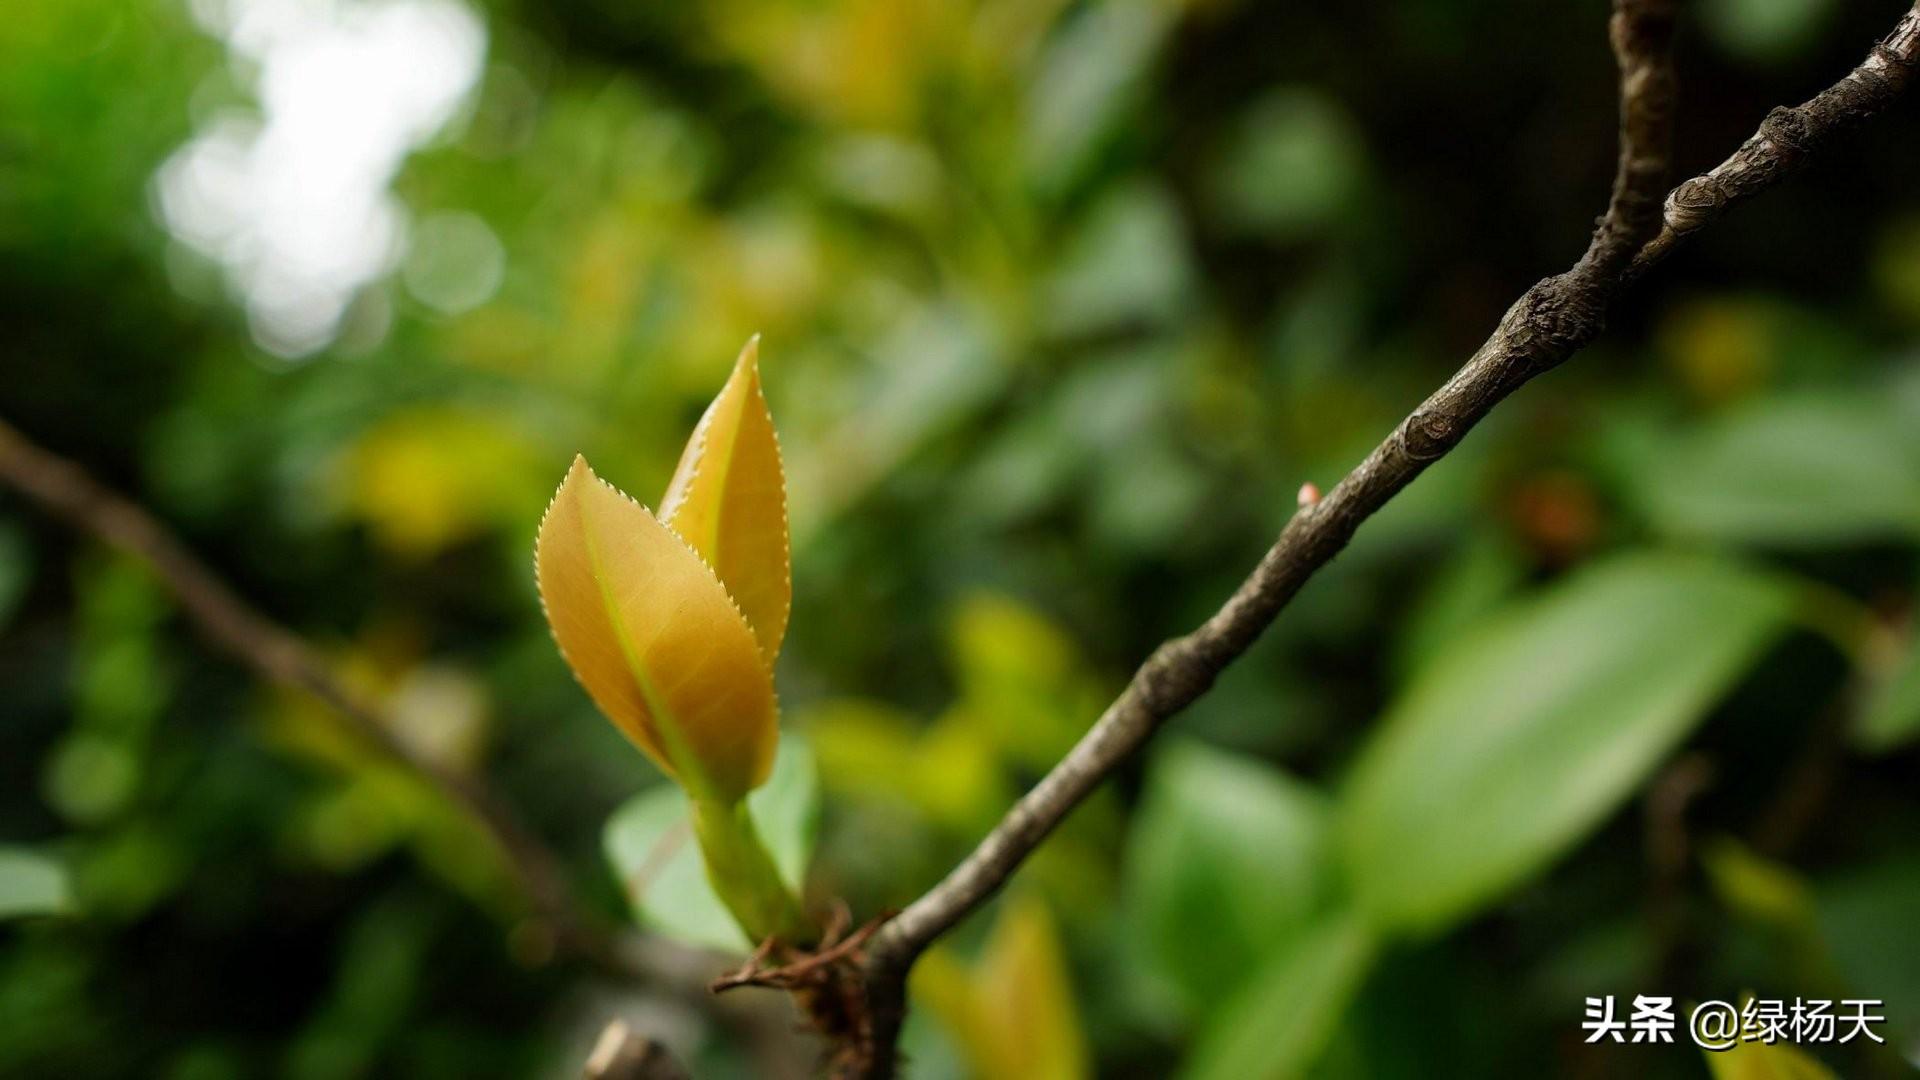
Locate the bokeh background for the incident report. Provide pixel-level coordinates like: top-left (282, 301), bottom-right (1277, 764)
top-left (3, 0), bottom-right (1919, 1076)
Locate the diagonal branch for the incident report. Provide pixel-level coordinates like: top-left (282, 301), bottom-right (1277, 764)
top-left (848, 2), bottom-right (1920, 1074)
top-left (0, 416), bottom-right (641, 979)
top-left (1629, 5), bottom-right (1920, 279)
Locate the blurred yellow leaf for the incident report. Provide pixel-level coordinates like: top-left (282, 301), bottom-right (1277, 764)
top-left (1656, 297), bottom-right (1772, 405)
top-left (1872, 214), bottom-right (1920, 323)
top-left (710, 0), bottom-right (961, 128)
top-left (660, 337), bottom-right (792, 662)
top-left (1702, 1036), bottom-right (1839, 1079)
top-left (913, 895), bottom-right (1089, 1080)
top-left (1702, 837), bottom-right (1816, 931)
top-left (916, 715), bottom-right (1014, 832)
top-left (536, 456), bottom-right (777, 803)
top-left (809, 700), bottom-right (1009, 833)
top-left (950, 593), bottom-right (1075, 686)
top-left (336, 407), bottom-right (544, 557)
top-left (947, 592), bottom-right (1104, 767)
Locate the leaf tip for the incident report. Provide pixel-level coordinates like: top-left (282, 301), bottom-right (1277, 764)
top-left (732, 335), bottom-right (763, 387)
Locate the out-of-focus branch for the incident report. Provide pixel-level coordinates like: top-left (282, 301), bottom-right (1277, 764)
top-left (0, 420), bottom-right (831, 1076)
top-left (0, 416), bottom-right (641, 977)
top-left (844, 4), bottom-right (1920, 1075)
top-left (583, 1021), bottom-right (691, 1080)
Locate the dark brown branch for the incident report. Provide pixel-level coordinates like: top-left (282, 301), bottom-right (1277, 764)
top-left (1628, 2), bottom-right (1920, 279)
top-left (844, 3), bottom-right (1920, 1074)
top-left (0, 416), bottom-right (635, 977)
top-left (1577, 0), bottom-right (1681, 283)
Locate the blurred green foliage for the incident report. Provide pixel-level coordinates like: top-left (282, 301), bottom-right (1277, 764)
top-left (3, 0), bottom-right (1919, 1076)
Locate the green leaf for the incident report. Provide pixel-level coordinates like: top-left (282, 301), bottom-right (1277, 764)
top-left (1815, 856), bottom-right (1920, 1052)
top-left (1700, 0), bottom-right (1837, 66)
top-left (603, 737), bottom-right (818, 951)
top-left (1338, 553), bottom-right (1794, 935)
top-left (1633, 395), bottom-right (1920, 548)
top-left (1180, 911), bottom-right (1376, 1080)
top-left (1023, 0), bottom-right (1172, 194)
top-left (1856, 629), bottom-right (1920, 753)
top-left (0, 847), bottom-right (73, 919)
top-left (1043, 183), bottom-right (1194, 337)
top-left (1126, 740), bottom-right (1331, 1018)
top-left (1205, 88), bottom-right (1367, 240)
top-left (1392, 535), bottom-right (1527, 682)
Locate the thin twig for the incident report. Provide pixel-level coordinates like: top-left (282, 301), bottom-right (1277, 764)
top-left (0, 416), bottom-right (634, 976)
top-left (1644, 752), bottom-right (1714, 991)
top-left (848, 4), bottom-right (1920, 1074)
top-left (1750, 688), bottom-right (1855, 856)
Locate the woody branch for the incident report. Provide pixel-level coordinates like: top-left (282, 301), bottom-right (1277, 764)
top-left (846, 3), bottom-right (1920, 1075)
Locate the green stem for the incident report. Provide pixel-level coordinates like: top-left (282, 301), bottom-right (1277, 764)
top-left (689, 796), bottom-right (811, 946)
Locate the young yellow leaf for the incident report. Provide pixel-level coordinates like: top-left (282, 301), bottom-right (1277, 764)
top-left (536, 456), bottom-right (777, 803)
top-left (977, 895), bottom-right (1089, 1080)
top-left (660, 336), bottom-right (792, 663)
top-left (912, 895), bottom-right (1089, 1080)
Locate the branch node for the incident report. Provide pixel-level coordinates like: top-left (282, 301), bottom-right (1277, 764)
top-left (1759, 105), bottom-right (1813, 157)
top-left (1401, 410), bottom-right (1458, 462)
top-left (1871, 42), bottom-right (1918, 71)
top-left (1849, 60), bottom-right (1904, 106)
top-left (1663, 176), bottom-right (1728, 234)
top-left (1136, 637), bottom-right (1200, 715)
top-left (1514, 278), bottom-right (1605, 357)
